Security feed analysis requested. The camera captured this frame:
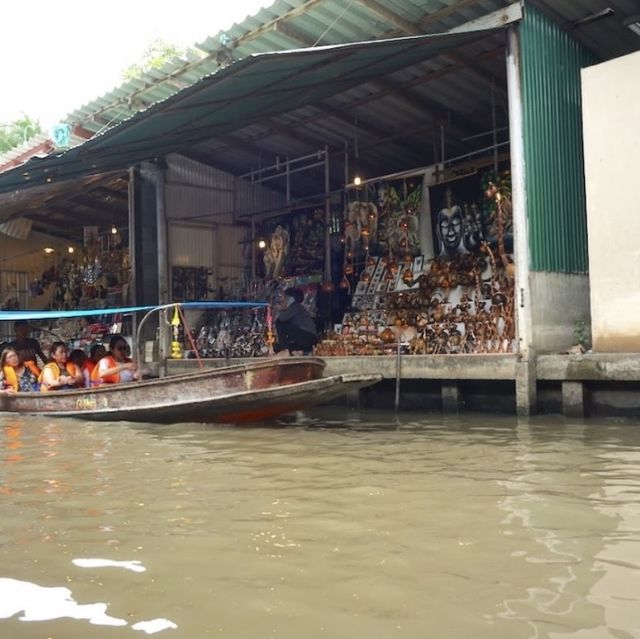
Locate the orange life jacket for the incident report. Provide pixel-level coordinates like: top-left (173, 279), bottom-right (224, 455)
top-left (39, 362), bottom-right (81, 392)
top-left (90, 354), bottom-right (132, 385)
top-left (2, 362), bottom-right (41, 392)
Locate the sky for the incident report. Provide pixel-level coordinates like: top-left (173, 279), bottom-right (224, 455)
top-left (0, 0), bottom-right (272, 130)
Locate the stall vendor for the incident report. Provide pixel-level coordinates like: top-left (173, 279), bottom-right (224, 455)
top-left (274, 287), bottom-right (318, 356)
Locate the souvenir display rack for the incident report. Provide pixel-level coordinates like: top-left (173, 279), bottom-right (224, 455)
top-left (315, 166), bottom-right (516, 356)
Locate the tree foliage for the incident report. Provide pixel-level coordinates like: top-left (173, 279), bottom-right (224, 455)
top-left (0, 114), bottom-right (42, 153)
top-left (122, 38), bottom-right (198, 80)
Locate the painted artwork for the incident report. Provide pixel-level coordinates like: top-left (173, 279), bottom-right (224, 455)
top-left (429, 168), bottom-right (512, 258)
top-left (342, 177), bottom-right (425, 260)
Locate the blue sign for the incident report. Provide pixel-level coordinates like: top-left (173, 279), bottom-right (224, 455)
top-left (51, 123), bottom-right (71, 148)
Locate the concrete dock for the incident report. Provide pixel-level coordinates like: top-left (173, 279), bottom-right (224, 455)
top-left (167, 353), bottom-right (640, 418)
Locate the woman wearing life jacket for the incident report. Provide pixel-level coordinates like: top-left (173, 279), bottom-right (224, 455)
top-left (83, 344), bottom-right (106, 388)
top-left (1, 347), bottom-right (40, 392)
top-left (91, 335), bottom-right (138, 386)
top-left (39, 342), bottom-right (83, 392)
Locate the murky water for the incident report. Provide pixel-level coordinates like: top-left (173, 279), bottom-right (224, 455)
top-left (2, 409), bottom-right (640, 638)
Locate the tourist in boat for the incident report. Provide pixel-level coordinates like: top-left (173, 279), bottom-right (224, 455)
top-left (8, 320), bottom-right (48, 367)
top-left (91, 335), bottom-right (138, 386)
top-left (83, 344), bottom-right (106, 388)
top-left (274, 287), bottom-right (318, 356)
top-left (39, 342), bottom-right (83, 391)
top-left (1, 347), bottom-right (40, 392)
top-left (69, 349), bottom-right (87, 370)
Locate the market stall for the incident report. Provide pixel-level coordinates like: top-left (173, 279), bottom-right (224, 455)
top-left (316, 160), bottom-right (515, 357)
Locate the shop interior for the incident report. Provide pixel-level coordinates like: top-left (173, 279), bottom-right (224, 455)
top-left (0, 25), bottom-right (515, 360)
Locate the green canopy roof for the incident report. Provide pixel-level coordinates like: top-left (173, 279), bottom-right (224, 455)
top-left (0, 29), bottom-right (502, 195)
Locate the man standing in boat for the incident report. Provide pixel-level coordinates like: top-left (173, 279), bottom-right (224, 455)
top-left (274, 287), bottom-right (318, 356)
top-left (8, 320), bottom-right (48, 367)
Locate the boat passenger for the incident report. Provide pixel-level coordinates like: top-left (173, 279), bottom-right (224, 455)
top-left (39, 342), bottom-right (83, 392)
top-left (9, 320), bottom-right (48, 367)
top-left (274, 287), bottom-right (318, 356)
top-left (91, 335), bottom-right (138, 386)
top-left (83, 344), bottom-right (106, 388)
top-left (1, 347), bottom-right (40, 392)
top-left (69, 349), bottom-right (87, 370)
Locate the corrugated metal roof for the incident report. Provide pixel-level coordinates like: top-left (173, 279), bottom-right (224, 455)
top-left (63, 0), bottom-right (514, 137)
top-left (59, 0), bottom-right (638, 143)
top-left (0, 28), bottom-right (507, 197)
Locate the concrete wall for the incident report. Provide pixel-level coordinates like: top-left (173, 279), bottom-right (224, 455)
top-left (582, 50), bottom-right (640, 352)
top-left (530, 271), bottom-right (590, 352)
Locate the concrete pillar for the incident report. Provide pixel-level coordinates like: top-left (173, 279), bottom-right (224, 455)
top-left (441, 381), bottom-right (462, 412)
top-left (562, 381), bottom-right (586, 418)
top-left (515, 350), bottom-right (537, 416)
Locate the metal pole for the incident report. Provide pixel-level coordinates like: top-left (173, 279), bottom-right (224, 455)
top-left (127, 166), bottom-right (137, 306)
top-left (344, 140), bottom-right (349, 186)
top-left (506, 25), bottom-right (533, 356)
top-left (128, 166), bottom-right (138, 359)
top-left (251, 216), bottom-right (256, 279)
top-left (324, 147), bottom-right (331, 283)
top-left (394, 337), bottom-right (401, 411)
top-left (285, 157), bottom-right (291, 203)
top-left (492, 78), bottom-right (499, 173)
top-left (155, 162), bottom-right (169, 375)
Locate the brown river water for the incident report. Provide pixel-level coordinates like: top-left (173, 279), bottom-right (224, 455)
top-left (1, 408), bottom-right (640, 639)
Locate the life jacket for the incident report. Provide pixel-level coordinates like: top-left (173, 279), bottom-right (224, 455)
top-left (83, 360), bottom-right (96, 376)
top-left (39, 362), bottom-right (81, 392)
top-left (90, 355), bottom-right (131, 385)
top-left (82, 360), bottom-right (96, 388)
top-left (2, 362), bottom-right (41, 392)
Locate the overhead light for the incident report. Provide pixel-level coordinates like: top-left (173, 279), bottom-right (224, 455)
top-left (111, 225), bottom-right (118, 235)
top-left (43, 247), bottom-right (54, 254)
top-left (68, 246), bottom-right (75, 254)
top-left (257, 239), bottom-right (267, 249)
top-left (353, 176), bottom-right (362, 186)
top-left (624, 15), bottom-right (640, 37)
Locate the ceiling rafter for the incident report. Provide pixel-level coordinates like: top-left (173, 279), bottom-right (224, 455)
top-left (313, 103), bottom-right (426, 161)
top-left (69, 195), bottom-right (128, 217)
top-left (352, 0), bottom-right (420, 35)
top-left (356, 0), bottom-right (507, 98)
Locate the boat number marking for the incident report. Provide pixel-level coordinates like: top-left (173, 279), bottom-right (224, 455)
top-left (76, 397), bottom-right (98, 411)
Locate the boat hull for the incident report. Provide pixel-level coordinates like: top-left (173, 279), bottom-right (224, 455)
top-left (0, 358), bottom-right (381, 423)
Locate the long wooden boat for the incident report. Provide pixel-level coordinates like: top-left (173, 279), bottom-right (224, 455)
top-left (0, 357), bottom-right (381, 424)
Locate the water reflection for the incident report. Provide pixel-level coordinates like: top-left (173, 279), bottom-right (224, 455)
top-left (2, 411), bottom-right (640, 638)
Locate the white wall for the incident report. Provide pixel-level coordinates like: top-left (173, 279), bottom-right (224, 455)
top-left (582, 50), bottom-right (640, 352)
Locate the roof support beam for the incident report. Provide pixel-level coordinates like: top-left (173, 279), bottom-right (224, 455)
top-left (356, 0), bottom-right (507, 100)
top-left (313, 104), bottom-right (426, 163)
top-left (69, 195), bottom-right (128, 217)
top-left (352, 0), bottom-right (422, 36)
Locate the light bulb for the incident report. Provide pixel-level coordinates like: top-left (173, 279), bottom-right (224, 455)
top-left (353, 176), bottom-right (362, 186)
top-left (258, 240), bottom-right (267, 249)
top-left (43, 247), bottom-right (54, 254)
top-left (111, 225), bottom-right (118, 235)
top-left (68, 246), bottom-right (74, 254)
